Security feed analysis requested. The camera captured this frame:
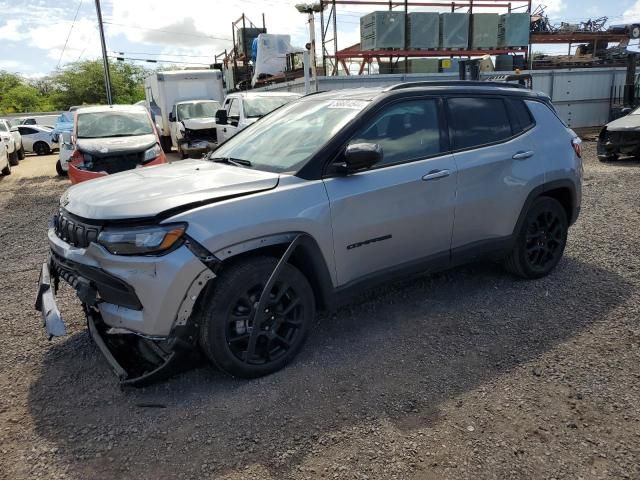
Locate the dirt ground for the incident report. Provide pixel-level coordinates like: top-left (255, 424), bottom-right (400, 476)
top-left (0, 144), bottom-right (639, 480)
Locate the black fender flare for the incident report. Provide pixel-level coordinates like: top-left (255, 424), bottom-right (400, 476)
top-left (513, 179), bottom-right (579, 236)
top-left (212, 233), bottom-right (335, 311)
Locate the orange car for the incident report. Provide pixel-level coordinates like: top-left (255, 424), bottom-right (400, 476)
top-left (69, 105), bottom-right (167, 184)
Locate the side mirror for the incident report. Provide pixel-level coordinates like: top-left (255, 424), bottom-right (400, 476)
top-left (215, 109), bottom-right (228, 125)
top-left (621, 107), bottom-right (632, 115)
top-left (337, 143), bottom-right (383, 173)
top-left (10, 126), bottom-right (18, 132)
top-left (168, 112), bottom-right (176, 122)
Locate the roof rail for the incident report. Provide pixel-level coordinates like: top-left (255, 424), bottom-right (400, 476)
top-left (384, 81), bottom-right (528, 91)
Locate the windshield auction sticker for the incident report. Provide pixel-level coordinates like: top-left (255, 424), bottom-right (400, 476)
top-left (327, 100), bottom-right (369, 109)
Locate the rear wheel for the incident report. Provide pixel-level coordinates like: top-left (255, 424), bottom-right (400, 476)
top-left (198, 256), bottom-right (315, 378)
top-left (504, 197), bottom-right (568, 279)
top-left (33, 142), bottom-right (50, 156)
top-left (8, 150), bottom-right (19, 166)
top-left (17, 145), bottom-right (25, 160)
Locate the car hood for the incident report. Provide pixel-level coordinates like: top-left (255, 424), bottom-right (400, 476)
top-left (76, 134), bottom-right (157, 155)
top-left (183, 118), bottom-right (216, 130)
top-left (606, 115), bottom-right (640, 132)
top-left (63, 159), bottom-right (280, 220)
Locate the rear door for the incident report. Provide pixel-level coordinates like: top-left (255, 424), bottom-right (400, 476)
top-left (323, 97), bottom-right (457, 286)
top-left (447, 96), bottom-right (541, 253)
top-left (18, 127), bottom-right (37, 151)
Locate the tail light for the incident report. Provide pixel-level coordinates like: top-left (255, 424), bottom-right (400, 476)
top-left (571, 137), bottom-right (582, 158)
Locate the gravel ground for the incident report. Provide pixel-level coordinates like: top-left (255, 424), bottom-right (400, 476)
top-left (1, 144), bottom-right (639, 480)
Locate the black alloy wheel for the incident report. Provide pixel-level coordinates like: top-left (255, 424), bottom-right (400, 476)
top-left (504, 196), bottom-right (568, 279)
top-left (524, 209), bottom-right (565, 273)
top-left (34, 142), bottom-right (50, 156)
top-left (199, 256), bottom-right (314, 378)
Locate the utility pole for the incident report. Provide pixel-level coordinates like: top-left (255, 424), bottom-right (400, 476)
top-left (296, 3), bottom-right (325, 92)
top-left (94, 0), bottom-right (113, 105)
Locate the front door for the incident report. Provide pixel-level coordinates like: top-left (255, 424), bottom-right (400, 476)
top-left (323, 98), bottom-right (457, 286)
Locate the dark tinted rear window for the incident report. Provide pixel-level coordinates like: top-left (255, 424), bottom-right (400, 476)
top-left (447, 97), bottom-right (512, 150)
top-left (509, 98), bottom-right (534, 133)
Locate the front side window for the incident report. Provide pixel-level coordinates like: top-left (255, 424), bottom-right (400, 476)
top-left (211, 98), bottom-right (368, 173)
top-left (350, 99), bottom-right (442, 167)
top-left (448, 97), bottom-right (512, 150)
top-left (76, 111), bottom-right (154, 139)
top-left (244, 96), bottom-right (298, 118)
top-left (228, 99), bottom-right (241, 119)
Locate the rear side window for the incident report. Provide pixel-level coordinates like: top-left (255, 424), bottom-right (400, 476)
top-left (447, 97), bottom-right (512, 150)
top-left (508, 98), bottom-right (534, 133)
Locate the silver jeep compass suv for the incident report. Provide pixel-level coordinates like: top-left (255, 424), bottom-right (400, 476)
top-left (36, 82), bottom-right (582, 385)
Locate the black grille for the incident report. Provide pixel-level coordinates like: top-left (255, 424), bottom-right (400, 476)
top-left (87, 152), bottom-right (144, 174)
top-left (53, 210), bottom-right (101, 248)
top-left (186, 127), bottom-right (217, 143)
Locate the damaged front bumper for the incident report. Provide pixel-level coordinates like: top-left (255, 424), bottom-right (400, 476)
top-left (597, 129), bottom-right (640, 159)
top-left (35, 228), bottom-right (217, 386)
top-left (179, 139), bottom-right (217, 158)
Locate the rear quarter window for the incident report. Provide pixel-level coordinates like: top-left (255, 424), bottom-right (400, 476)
top-left (508, 98), bottom-right (535, 134)
top-left (447, 97), bottom-right (512, 150)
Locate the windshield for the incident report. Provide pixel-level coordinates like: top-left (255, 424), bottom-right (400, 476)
top-left (243, 96), bottom-right (299, 118)
top-left (177, 101), bottom-right (221, 121)
top-left (77, 110), bottom-right (154, 139)
top-left (212, 98), bottom-right (368, 173)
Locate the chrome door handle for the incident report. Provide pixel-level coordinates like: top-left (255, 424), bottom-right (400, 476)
top-left (512, 150), bottom-right (535, 160)
top-left (422, 169), bottom-right (451, 181)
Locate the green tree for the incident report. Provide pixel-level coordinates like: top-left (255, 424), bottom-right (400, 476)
top-left (0, 84), bottom-right (44, 113)
top-left (50, 60), bottom-right (150, 109)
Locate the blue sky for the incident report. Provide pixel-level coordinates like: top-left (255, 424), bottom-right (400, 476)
top-left (1, 0), bottom-right (639, 77)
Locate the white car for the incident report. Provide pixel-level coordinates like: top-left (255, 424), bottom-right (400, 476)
top-left (16, 125), bottom-right (57, 156)
top-left (0, 119), bottom-right (22, 165)
top-left (215, 92), bottom-right (302, 143)
top-left (0, 138), bottom-right (10, 175)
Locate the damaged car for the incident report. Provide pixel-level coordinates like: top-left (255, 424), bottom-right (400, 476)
top-left (36, 83), bottom-right (582, 386)
top-left (68, 105), bottom-right (167, 184)
top-left (170, 100), bottom-right (221, 159)
top-left (598, 107), bottom-right (640, 161)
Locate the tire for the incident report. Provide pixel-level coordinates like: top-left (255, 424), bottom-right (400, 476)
top-left (33, 142), bottom-right (50, 156)
top-left (56, 159), bottom-right (67, 176)
top-left (631, 25), bottom-right (640, 39)
top-left (177, 143), bottom-right (188, 159)
top-left (8, 150), bottom-right (19, 166)
top-left (198, 256), bottom-right (315, 379)
top-left (1, 159), bottom-right (10, 175)
top-left (160, 136), bottom-right (172, 153)
top-left (17, 145), bottom-right (25, 160)
top-left (504, 196), bottom-right (568, 279)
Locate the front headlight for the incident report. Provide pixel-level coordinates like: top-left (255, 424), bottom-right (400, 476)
top-left (142, 144), bottom-right (162, 163)
top-left (97, 223), bottom-right (186, 255)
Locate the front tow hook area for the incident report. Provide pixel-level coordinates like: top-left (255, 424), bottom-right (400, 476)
top-left (35, 262), bottom-right (66, 339)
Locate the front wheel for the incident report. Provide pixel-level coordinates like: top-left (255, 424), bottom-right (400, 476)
top-left (17, 145), bottom-right (25, 160)
top-left (56, 159), bottom-right (67, 176)
top-left (1, 159), bottom-right (10, 175)
top-left (198, 256), bottom-right (315, 379)
top-left (504, 197), bottom-right (568, 279)
top-left (160, 136), bottom-right (172, 153)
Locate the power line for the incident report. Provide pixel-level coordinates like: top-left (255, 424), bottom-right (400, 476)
top-left (103, 21), bottom-right (233, 43)
top-left (57, 0), bottom-right (83, 68)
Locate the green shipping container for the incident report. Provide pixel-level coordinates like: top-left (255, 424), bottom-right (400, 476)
top-left (471, 13), bottom-right (499, 48)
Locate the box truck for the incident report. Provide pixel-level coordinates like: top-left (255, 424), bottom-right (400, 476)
top-left (144, 70), bottom-right (225, 153)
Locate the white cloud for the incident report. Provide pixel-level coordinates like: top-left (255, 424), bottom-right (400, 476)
top-left (0, 19), bottom-right (26, 41)
top-left (624, 0), bottom-right (640, 22)
top-left (532, 0), bottom-right (565, 16)
top-left (0, 59), bottom-right (27, 71)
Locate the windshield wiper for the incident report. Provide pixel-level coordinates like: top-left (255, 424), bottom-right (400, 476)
top-left (210, 157), bottom-right (252, 167)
